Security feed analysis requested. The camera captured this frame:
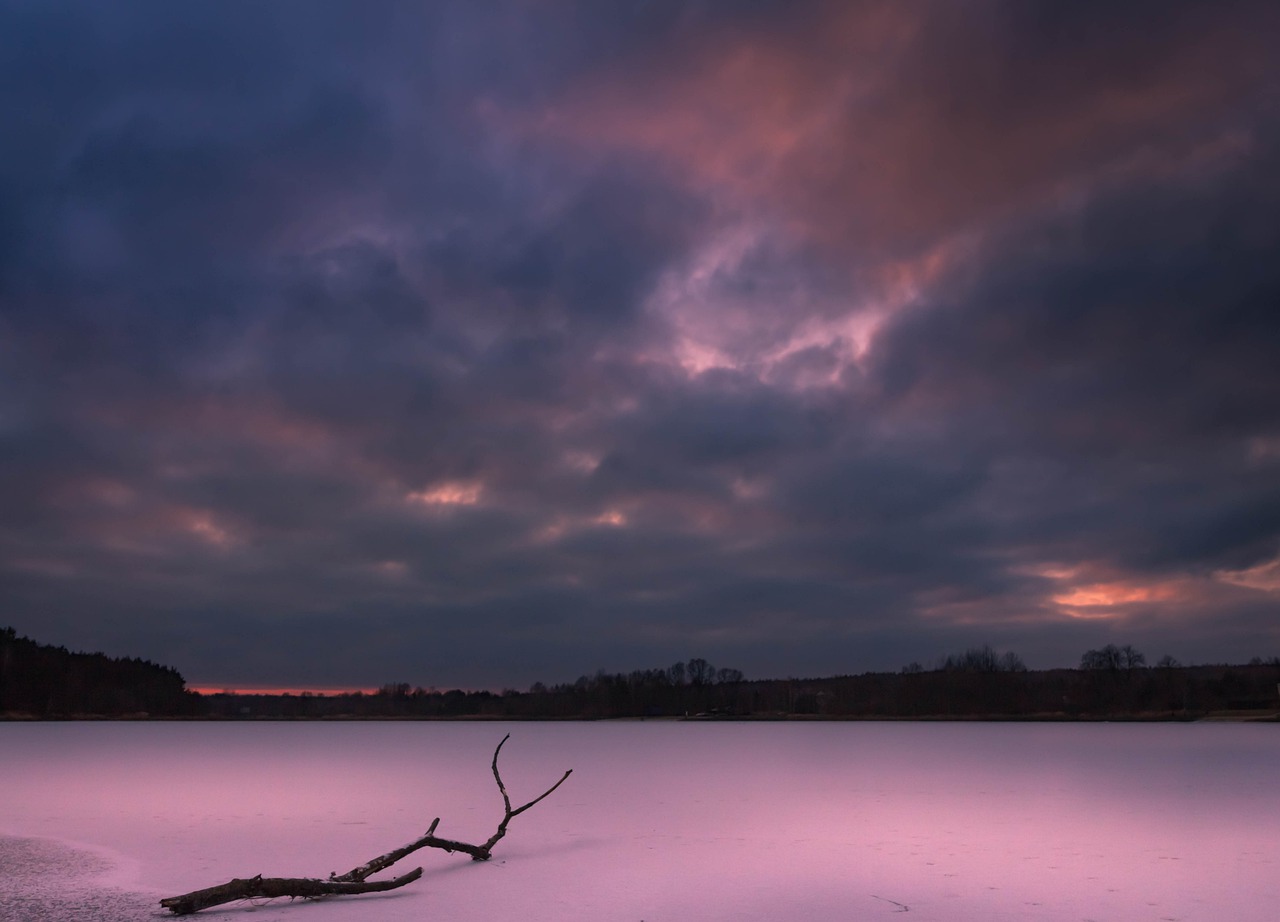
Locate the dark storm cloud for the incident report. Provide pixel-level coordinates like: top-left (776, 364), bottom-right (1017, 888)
top-left (866, 119), bottom-right (1280, 572)
top-left (2, 1), bottom-right (1279, 689)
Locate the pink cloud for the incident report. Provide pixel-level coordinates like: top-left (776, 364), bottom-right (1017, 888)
top-left (505, 3), bottom-right (1267, 256)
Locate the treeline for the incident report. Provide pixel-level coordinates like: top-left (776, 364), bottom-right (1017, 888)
top-left (4, 629), bottom-right (1278, 720)
top-left (202, 657), bottom-right (747, 720)
top-left (749, 661), bottom-right (1279, 719)
top-left (205, 647), bottom-right (1279, 720)
top-left (200, 686), bottom-right (516, 719)
top-left (0, 627), bottom-right (196, 717)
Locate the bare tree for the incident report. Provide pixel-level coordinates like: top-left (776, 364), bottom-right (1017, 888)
top-left (1081, 644), bottom-right (1146, 671)
top-left (940, 645), bottom-right (1026, 673)
top-left (1118, 645), bottom-right (1146, 669)
top-left (687, 657), bottom-right (715, 685)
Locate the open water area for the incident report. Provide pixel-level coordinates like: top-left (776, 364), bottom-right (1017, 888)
top-left (1, 720), bottom-right (1276, 920)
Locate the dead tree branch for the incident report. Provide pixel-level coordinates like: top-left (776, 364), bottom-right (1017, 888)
top-left (480, 732), bottom-right (574, 858)
top-left (160, 734), bottom-right (571, 915)
top-left (158, 870), bottom-right (424, 915)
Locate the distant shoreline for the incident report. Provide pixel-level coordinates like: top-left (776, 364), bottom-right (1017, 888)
top-left (4, 710), bottom-right (1276, 723)
top-left (7, 627), bottom-right (1278, 721)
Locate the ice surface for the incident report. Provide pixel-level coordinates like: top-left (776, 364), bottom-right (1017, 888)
top-left (0, 835), bottom-right (154, 922)
top-left (1, 720), bottom-right (1277, 920)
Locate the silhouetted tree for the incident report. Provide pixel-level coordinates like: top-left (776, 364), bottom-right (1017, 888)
top-left (687, 658), bottom-right (714, 686)
top-left (1081, 644), bottom-right (1146, 671)
top-left (940, 645), bottom-right (1026, 673)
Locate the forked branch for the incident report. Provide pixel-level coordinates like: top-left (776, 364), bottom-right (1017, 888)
top-left (329, 734), bottom-right (573, 870)
top-left (160, 735), bottom-right (571, 915)
top-left (481, 732), bottom-right (574, 858)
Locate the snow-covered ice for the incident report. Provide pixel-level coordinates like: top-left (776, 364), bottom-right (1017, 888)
top-left (2, 720), bottom-right (1276, 920)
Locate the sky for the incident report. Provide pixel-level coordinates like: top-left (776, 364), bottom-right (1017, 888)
top-left (2, 1), bottom-right (1279, 692)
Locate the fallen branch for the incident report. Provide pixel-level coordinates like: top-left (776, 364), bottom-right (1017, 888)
top-left (158, 870), bottom-right (424, 915)
top-left (160, 734), bottom-right (571, 915)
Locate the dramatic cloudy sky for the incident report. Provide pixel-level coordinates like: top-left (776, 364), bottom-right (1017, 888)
top-left (3, 1), bottom-right (1279, 691)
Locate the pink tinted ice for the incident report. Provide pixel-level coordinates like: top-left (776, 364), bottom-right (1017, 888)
top-left (2, 720), bottom-right (1276, 921)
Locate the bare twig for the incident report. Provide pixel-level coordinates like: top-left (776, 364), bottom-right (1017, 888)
top-left (479, 733), bottom-right (575, 858)
top-left (160, 736), bottom-right (571, 914)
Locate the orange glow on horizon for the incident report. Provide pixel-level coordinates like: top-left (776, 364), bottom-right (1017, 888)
top-left (189, 686), bottom-right (380, 697)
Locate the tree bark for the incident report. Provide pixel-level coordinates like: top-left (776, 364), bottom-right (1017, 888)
top-left (159, 734), bottom-right (571, 915)
top-left (159, 870), bottom-right (424, 915)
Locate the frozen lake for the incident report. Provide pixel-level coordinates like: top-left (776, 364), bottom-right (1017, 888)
top-left (2, 720), bottom-right (1277, 921)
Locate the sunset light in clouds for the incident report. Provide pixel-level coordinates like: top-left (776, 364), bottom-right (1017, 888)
top-left (406, 482), bottom-right (484, 508)
top-left (2, 1), bottom-right (1279, 690)
top-left (1051, 581), bottom-right (1181, 619)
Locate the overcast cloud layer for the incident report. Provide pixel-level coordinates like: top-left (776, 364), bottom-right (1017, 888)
top-left (3, 1), bottom-right (1279, 690)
